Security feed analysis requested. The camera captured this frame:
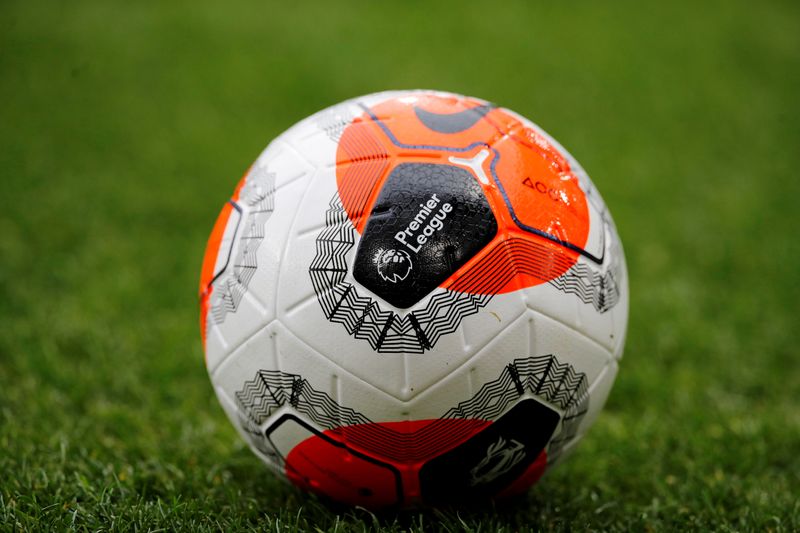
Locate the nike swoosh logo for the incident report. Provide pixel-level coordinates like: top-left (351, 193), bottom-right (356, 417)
top-left (414, 103), bottom-right (495, 134)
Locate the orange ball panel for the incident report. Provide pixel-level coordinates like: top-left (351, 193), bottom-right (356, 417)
top-left (334, 93), bottom-right (590, 296)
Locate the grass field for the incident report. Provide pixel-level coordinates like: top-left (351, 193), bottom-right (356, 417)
top-left (1, 0), bottom-right (799, 530)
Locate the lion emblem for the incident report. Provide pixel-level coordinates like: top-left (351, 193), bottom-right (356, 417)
top-left (375, 248), bottom-right (412, 283)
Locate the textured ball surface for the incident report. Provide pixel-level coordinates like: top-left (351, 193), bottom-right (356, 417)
top-left (199, 90), bottom-right (628, 509)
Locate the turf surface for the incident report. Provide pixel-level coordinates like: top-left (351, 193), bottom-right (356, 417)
top-left (1, 0), bottom-right (799, 530)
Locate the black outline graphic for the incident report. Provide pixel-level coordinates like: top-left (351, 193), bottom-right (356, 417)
top-left (209, 166), bottom-right (276, 325)
top-left (206, 200), bottom-right (242, 289)
top-left (310, 196), bottom-right (492, 354)
top-left (234, 354), bottom-right (589, 467)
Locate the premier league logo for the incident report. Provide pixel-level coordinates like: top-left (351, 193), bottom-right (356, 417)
top-left (375, 248), bottom-right (412, 283)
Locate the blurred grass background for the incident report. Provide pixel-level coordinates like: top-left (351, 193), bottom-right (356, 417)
top-left (1, 0), bottom-right (798, 530)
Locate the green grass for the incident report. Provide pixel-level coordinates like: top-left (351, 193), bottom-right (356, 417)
top-left (1, 0), bottom-right (799, 530)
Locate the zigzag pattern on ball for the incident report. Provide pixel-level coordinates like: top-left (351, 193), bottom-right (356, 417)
top-left (315, 104), bottom-right (356, 143)
top-left (548, 262), bottom-right (620, 313)
top-left (443, 355), bottom-right (589, 463)
top-left (309, 195), bottom-right (492, 353)
top-left (516, 356), bottom-right (590, 459)
top-left (210, 167), bottom-right (276, 325)
top-left (235, 369), bottom-right (370, 429)
top-left (234, 354), bottom-right (588, 465)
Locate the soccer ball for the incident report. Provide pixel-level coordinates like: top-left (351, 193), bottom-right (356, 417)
top-left (199, 90), bottom-right (628, 508)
